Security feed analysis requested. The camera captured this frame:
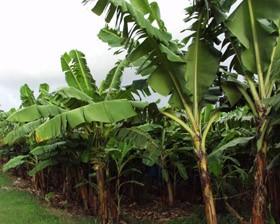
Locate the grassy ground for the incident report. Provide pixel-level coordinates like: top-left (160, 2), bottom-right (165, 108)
top-left (0, 173), bottom-right (97, 224)
top-left (0, 173), bottom-right (239, 224)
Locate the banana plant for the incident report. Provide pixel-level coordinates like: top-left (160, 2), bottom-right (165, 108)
top-left (105, 141), bottom-right (143, 223)
top-left (2, 83), bottom-right (72, 191)
top-left (0, 109), bottom-right (16, 160)
top-left (86, 0), bottom-right (222, 222)
top-left (217, 1), bottom-right (280, 222)
top-left (5, 49), bottom-right (146, 223)
top-left (2, 82), bottom-right (65, 163)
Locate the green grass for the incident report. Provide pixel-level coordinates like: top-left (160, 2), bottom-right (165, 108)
top-left (0, 172), bottom-right (12, 186)
top-left (0, 173), bottom-right (97, 224)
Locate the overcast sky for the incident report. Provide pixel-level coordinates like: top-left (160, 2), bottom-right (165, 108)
top-left (0, 0), bottom-right (187, 110)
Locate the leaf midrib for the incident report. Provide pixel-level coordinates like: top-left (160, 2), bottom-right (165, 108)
top-left (74, 50), bottom-right (92, 93)
top-left (247, 0), bottom-right (265, 99)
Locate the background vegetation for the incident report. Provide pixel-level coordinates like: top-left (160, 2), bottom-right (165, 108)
top-left (1, 0), bottom-right (280, 223)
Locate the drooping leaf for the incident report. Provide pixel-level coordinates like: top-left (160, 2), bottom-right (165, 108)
top-left (89, 0), bottom-right (172, 44)
top-left (4, 120), bottom-right (43, 145)
top-left (98, 27), bottom-right (125, 47)
top-left (55, 87), bottom-right (93, 105)
top-left (3, 155), bottom-right (28, 172)
top-left (209, 136), bottom-right (254, 158)
top-left (35, 100), bottom-right (137, 142)
top-left (30, 141), bottom-right (66, 156)
top-left (28, 159), bottom-right (57, 176)
top-left (8, 105), bottom-right (64, 123)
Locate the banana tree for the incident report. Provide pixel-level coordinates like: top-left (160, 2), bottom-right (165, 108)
top-left (3, 83), bottom-right (71, 190)
top-left (0, 109), bottom-right (16, 162)
top-left (218, 1), bottom-right (280, 222)
top-left (6, 49), bottom-right (146, 223)
top-left (85, 0), bottom-right (222, 223)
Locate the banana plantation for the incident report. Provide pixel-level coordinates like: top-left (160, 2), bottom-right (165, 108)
top-left (1, 0), bottom-right (280, 223)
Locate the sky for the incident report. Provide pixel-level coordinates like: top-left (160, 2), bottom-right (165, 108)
top-left (0, 0), bottom-right (187, 110)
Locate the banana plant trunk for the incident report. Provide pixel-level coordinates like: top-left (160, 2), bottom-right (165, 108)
top-left (166, 177), bottom-right (174, 206)
top-left (197, 150), bottom-right (217, 224)
top-left (96, 167), bottom-right (108, 224)
top-left (252, 150), bottom-right (267, 224)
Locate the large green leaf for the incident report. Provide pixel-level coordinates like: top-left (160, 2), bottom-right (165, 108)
top-left (8, 105), bottom-right (64, 123)
top-left (221, 81), bottom-right (243, 107)
top-left (30, 141), bottom-right (66, 156)
top-left (35, 99), bottom-right (137, 142)
top-left (28, 160), bottom-right (57, 176)
top-left (226, 0), bottom-right (280, 74)
top-left (87, 0), bottom-right (188, 109)
top-left (55, 87), bottom-right (93, 104)
top-left (61, 50), bottom-right (99, 98)
top-left (4, 120), bottom-right (43, 145)
top-left (3, 155), bottom-right (28, 172)
top-left (269, 36), bottom-right (280, 81)
top-left (185, 39), bottom-right (219, 105)
top-left (89, 0), bottom-right (171, 44)
top-left (209, 136), bottom-right (254, 158)
top-left (117, 125), bottom-right (159, 150)
top-left (130, 0), bottom-right (166, 30)
top-left (148, 68), bottom-right (172, 96)
top-left (98, 27), bottom-right (125, 47)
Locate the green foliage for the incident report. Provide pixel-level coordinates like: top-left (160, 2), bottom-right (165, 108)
top-left (185, 39), bottom-right (219, 104)
top-left (98, 27), bottom-right (125, 47)
top-left (28, 159), bottom-right (57, 176)
top-left (8, 105), bottom-right (64, 123)
top-left (55, 87), bottom-right (94, 106)
top-left (4, 120), bottom-right (43, 145)
top-left (61, 50), bottom-right (99, 99)
top-left (3, 155), bottom-right (29, 172)
top-left (20, 84), bottom-right (36, 107)
top-left (99, 60), bottom-right (128, 99)
top-left (35, 99), bottom-right (137, 142)
top-left (30, 141), bottom-right (66, 157)
top-left (225, 0), bottom-right (280, 73)
top-left (2, 1), bottom-right (280, 223)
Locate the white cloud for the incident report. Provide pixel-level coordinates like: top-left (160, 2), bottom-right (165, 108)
top-left (0, 0), bottom-right (188, 110)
